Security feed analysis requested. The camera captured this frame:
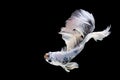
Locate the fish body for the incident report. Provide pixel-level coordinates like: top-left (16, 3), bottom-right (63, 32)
top-left (44, 9), bottom-right (111, 72)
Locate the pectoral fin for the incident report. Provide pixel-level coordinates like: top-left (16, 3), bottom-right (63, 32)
top-left (61, 62), bottom-right (79, 72)
top-left (65, 62), bottom-right (79, 70)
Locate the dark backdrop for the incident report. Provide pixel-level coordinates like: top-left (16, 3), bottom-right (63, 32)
top-left (7, 0), bottom-right (116, 79)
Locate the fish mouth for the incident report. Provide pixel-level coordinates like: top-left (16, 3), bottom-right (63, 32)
top-left (44, 53), bottom-right (49, 59)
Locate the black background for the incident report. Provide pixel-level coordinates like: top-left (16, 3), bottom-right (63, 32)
top-left (4, 0), bottom-right (117, 79)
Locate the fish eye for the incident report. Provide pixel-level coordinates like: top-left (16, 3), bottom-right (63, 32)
top-left (48, 59), bottom-right (52, 62)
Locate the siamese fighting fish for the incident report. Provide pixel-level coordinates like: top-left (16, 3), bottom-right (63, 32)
top-left (44, 9), bottom-right (111, 72)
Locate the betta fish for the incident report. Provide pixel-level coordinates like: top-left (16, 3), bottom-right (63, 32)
top-left (44, 9), bottom-right (111, 72)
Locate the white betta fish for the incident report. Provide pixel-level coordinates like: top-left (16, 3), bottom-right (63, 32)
top-left (44, 9), bottom-right (111, 72)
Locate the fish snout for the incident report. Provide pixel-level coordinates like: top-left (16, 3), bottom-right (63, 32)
top-left (44, 53), bottom-right (49, 59)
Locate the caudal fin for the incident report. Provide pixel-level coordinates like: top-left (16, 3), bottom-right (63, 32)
top-left (83, 25), bottom-right (111, 43)
top-left (92, 26), bottom-right (111, 41)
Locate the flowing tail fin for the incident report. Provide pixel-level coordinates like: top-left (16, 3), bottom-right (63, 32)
top-left (82, 26), bottom-right (111, 44)
top-left (61, 26), bottom-right (111, 72)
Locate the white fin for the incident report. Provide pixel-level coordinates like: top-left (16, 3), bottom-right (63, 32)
top-left (61, 62), bottom-right (79, 72)
top-left (82, 26), bottom-right (111, 43)
top-left (59, 9), bottom-right (95, 51)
